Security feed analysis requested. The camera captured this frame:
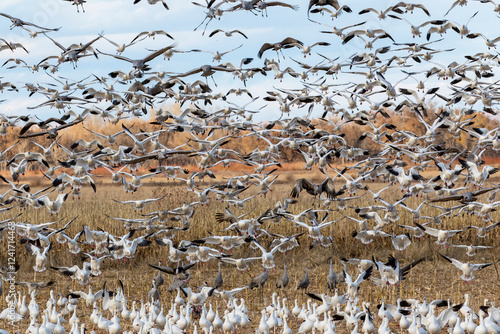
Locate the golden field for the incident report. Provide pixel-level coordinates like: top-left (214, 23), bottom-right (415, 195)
top-left (1, 169), bottom-right (499, 333)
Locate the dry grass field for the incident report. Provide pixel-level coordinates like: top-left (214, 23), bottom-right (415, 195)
top-left (1, 170), bottom-right (499, 333)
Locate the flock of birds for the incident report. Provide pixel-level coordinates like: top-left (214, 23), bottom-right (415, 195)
top-left (0, 0), bottom-right (500, 333)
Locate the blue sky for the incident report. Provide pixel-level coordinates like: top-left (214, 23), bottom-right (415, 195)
top-left (0, 0), bottom-right (498, 121)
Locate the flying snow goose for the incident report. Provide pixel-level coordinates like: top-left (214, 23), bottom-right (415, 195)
top-left (470, 221), bottom-right (500, 237)
top-left (220, 256), bottom-right (261, 271)
top-left (51, 262), bottom-right (92, 285)
top-left (68, 286), bottom-right (105, 306)
top-left (252, 238), bottom-right (293, 269)
top-left (391, 232), bottom-right (412, 251)
top-left (25, 242), bottom-right (51, 272)
top-left (449, 244), bottom-right (494, 257)
top-left (14, 281), bottom-right (54, 295)
top-left (414, 222), bottom-right (470, 245)
top-left (459, 159), bottom-right (500, 186)
top-left (439, 254), bottom-right (499, 281)
top-left (344, 266), bottom-right (373, 301)
top-left (112, 194), bottom-right (165, 211)
top-left (352, 229), bottom-right (390, 244)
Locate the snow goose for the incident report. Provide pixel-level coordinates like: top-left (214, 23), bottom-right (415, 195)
top-left (154, 306), bottom-right (166, 328)
top-left (378, 315), bottom-right (393, 334)
top-left (400, 310), bottom-right (411, 331)
top-left (15, 220), bottom-right (58, 241)
top-left (439, 254), bottom-right (499, 281)
top-left (112, 194), bottom-right (166, 211)
top-left (449, 244), bottom-right (494, 257)
top-left (470, 221), bottom-right (500, 237)
top-left (0, 306), bottom-right (24, 323)
top-left (483, 309), bottom-right (500, 334)
top-left (298, 311), bottom-right (315, 334)
top-left (211, 286), bottom-right (249, 303)
top-left (361, 303), bottom-right (375, 334)
top-left (251, 239), bottom-right (290, 269)
top-left (465, 311), bottom-right (478, 334)
top-left (396, 223), bottom-right (425, 238)
top-left (342, 257), bottom-right (374, 273)
top-left (14, 281), bottom-right (54, 295)
top-left (176, 306), bottom-right (189, 331)
top-left (36, 193), bottom-right (69, 214)
top-left (212, 309), bottom-right (224, 331)
top-left (293, 216), bottom-right (343, 240)
top-left (459, 159), bottom-right (499, 187)
top-left (372, 255), bottom-right (426, 286)
top-left (453, 316), bottom-right (465, 334)
top-left (82, 253), bottom-right (110, 276)
top-left (51, 262), bottom-right (92, 285)
top-left (426, 305), bottom-right (442, 334)
top-left (415, 223), bottom-right (470, 245)
top-left (344, 267), bottom-right (373, 301)
top-left (180, 286), bottom-right (212, 306)
top-left (18, 295), bottom-right (29, 318)
top-left (474, 311), bottom-right (488, 334)
top-left (391, 232), bottom-right (412, 251)
top-left (60, 230), bottom-right (84, 255)
top-left (455, 294), bottom-right (478, 321)
top-left (53, 316), bottom-right (65, 334)
top-left (282, 315), bottom-right (293, 334)
top-left (25, 242), bottom-right (51, 272)
top-left (352, 229), bottom-right (390, 245)
top-left (292, 300), bottom-right (302, 317)
top-left (199, 306), bottom-right (212, 333)
top-left (39, 314), bottom-right (53, 334)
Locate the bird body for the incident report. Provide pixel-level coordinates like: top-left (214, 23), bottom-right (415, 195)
top-left (296, 267), bottom-right (310, 292)
top-left (439, 254), bottom-right (498, 281)
top-left (249, 268), bottom-right (269, 289)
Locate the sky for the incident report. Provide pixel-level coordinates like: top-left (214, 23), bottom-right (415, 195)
top-left (0, 0), bottom-right (499, 122)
